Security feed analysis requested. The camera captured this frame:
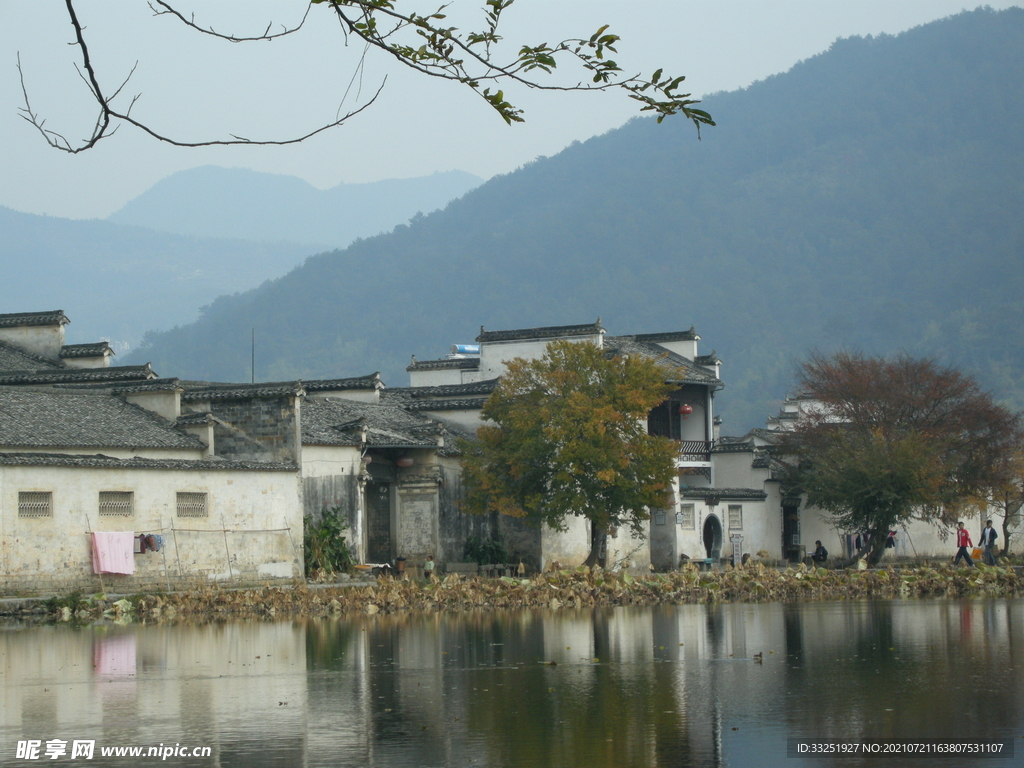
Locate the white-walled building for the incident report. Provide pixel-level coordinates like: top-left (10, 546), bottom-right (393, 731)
top-left (0, 310), bottom-right (304, 595)
top-left (403, 320), bottom-right (736, 571)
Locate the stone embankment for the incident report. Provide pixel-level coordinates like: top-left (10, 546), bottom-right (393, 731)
top-left (4, 562), bottom-right (1024, 623)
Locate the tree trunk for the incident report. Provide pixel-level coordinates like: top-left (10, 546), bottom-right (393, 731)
top-left (1001, 501), bottom-right (1021, 557)
top-left (864, 527), bottom-right (889, 567)
top-left (584, 523), bottom-right (606, 568)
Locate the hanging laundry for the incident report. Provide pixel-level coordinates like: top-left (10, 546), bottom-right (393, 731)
top-left (92, 532), bottom-right (135, 575)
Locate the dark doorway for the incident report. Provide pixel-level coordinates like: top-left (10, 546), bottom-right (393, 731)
top-left (783, 504), bottom-right (801, 562)
top-left (702, 515), bottom-right (723, 560)
top-left (366, 481), bottom-right (392, 563)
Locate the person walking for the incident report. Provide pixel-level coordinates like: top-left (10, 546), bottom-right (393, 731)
top-left (424, 554), bottom-right (435, 581)
top-left (953, 521), bottom-right (975, 567)
top-left (979, 520), bottom-right (999, 565)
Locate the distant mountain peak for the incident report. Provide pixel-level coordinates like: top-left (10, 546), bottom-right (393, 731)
top-left (107, 166), bottom-right (483, 248)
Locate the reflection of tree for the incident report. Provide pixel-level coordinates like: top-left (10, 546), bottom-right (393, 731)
top-left (458, 609), bottom-right (694, 768)
top-left (299, 602), bottom-right (1024, 767)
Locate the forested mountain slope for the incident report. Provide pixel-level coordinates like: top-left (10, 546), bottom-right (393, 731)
top-left (126, 8), bottom-right (1024, 430)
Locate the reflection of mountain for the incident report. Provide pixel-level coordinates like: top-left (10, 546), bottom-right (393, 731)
top-left (2, 603), bottom-right (1022, 766)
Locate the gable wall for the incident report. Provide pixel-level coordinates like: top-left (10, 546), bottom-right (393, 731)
top-left (0, 324), bottom-right (64, 362)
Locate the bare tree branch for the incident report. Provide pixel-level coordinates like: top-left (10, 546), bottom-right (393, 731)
top-left (147, 0), bottom-right (313, 42)
top-left (19, 0), bottom-right (714, 154)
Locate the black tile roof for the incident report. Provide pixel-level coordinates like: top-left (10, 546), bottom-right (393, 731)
top-left (0, 388), bottom-right (205, 450)
top-left (603, 337), bottom-right (722, 387)
top-left (302, 374), bottom-right (382, 392)
top-left (632, 327), bottom-right (699, 343)
top-left (59, 342), bottom-right (114, 358)
top-left (406, 357), bottom-right (481, 372)
top-left (0, 364), bottom-right (156, 385)
top-left (176, 411), bottom-right (220, 426)
top-left (476, 320), bottom-right (604, 343)
top-left (179, 381), bottom-right (305, 401)
top-left (303, 398), bottom-right (445, 449)
top-left (0, 310), bottom-right (69, 328)
top-left (713, 439), bottom-right (756, 453)
top-left (0, 451), bottom-right (297, 471)
top-left (402, 397), bottom-right (489, 412)
top-left (0, 340), bottom-right (63, 372)
top-left (680, 488), bottom-right (768, 501)
top-left (387, 379), bottom-right (499, 399)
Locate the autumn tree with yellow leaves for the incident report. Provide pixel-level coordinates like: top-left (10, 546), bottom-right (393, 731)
top-left (461, 339), bottom-right (678, 567)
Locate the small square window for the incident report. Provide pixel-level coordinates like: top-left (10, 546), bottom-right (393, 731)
top-left (728, 504), bottom-right (743, 530)
top-left (99, 491), bottom-right (133, 517)
top-left (19, 491), bottom-right (53, 518)
top-left (177, 492), bottom-right (208, 518)
top-left (678, 504), bottom-right (695, 529)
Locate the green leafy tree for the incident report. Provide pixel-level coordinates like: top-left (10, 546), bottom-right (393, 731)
top-left (461, 339), bottom-right (678, 566)
top-left (23, 0), bottom-right (713, 153)
top-left (778, 352), bottom-right (1023, 565)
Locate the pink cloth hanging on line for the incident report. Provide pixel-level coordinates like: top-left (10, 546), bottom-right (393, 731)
top-left (92, 531), bottom-right (135, 575)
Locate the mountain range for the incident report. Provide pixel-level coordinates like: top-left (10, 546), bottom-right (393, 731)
top-left (122, 8), bottom-right (1024, 431)
top-left (8, 8), bottom-right (1021, 434)
top-left (106, 167), bottom-right (482, 248)
top-left (1, 170), bottom-right (481, 350)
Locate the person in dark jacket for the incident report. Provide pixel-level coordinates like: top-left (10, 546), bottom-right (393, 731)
top-left (979, 520), bottom-right (999, 565)
top-left (811, 541), bottom-right (828, 564)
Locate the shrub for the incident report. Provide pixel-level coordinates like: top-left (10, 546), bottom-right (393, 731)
top-left (304, 506), bottom-right (354, 577)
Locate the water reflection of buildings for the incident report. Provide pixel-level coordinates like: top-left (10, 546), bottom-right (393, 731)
top-left (2, 601), bottom-right (1022, 767)
top-left (1, 623), bottom-right (309, 767)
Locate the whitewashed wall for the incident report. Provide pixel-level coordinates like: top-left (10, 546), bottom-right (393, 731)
top-left (0, 463), bottom-right (303, 595)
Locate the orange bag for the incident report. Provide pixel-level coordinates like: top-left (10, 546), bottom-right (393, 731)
top-left (971, 547), bottom-right (983, 560)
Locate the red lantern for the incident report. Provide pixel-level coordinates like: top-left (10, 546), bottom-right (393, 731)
top-left (679, 404), bottom-right (694, 417)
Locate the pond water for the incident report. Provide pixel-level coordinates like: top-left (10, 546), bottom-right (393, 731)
top-left (2, 599), bottom-right (1022, 767)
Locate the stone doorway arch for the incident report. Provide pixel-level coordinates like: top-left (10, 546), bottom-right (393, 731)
top-left (702, 514), bottom-right (723, 560)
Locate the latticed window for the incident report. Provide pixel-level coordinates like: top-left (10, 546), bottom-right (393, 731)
top-left (728, 504), bottom-right (743, 530)
top-left (177, 492), bottom-right (208, 518)
top-left (99, 491), bottom-right (133, 517)
top-left (678, 503), bottom-right (695, 529)
top-left (18, 491), bottom-right (53, 518)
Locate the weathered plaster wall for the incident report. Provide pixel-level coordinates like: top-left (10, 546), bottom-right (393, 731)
top-left (478, 334), bottom-right (600, 380)
top-left (408, 368), bottom-right (467, 387)
top-left (0, 323), bottom-right (64, 362)
top-left (499, 517), bottom-right (542, 572)
top-left (436, 461), bottom-right (495, 564)
top-left (539, 516), bottom-right (591, 570)
top-left (0, 464), bottom-right (302, 595)
top-left (801, 504), bottom-right (957, 561)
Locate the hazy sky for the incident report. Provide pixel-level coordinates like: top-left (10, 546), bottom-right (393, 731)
top-left (2, 1), bottom-right (1018, 220)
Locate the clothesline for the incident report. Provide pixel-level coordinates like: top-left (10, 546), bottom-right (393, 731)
top-left (83, 526), bottom-right (293, 535)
